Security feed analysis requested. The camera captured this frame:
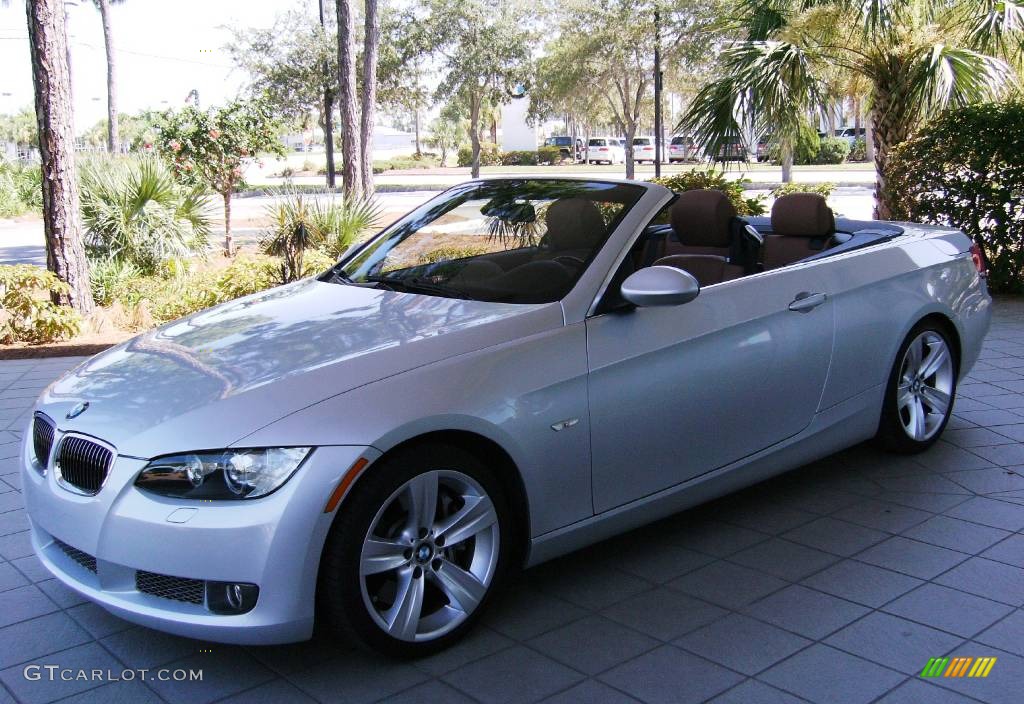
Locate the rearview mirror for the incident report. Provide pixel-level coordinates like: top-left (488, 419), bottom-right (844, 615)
top-left (620, 266), bottom-right (700, 307)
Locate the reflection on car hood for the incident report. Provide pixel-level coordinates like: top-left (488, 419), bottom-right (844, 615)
top-left (39, 279), bottom-right (558, 457)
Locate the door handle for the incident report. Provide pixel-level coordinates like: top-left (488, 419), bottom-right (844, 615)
top-left (788, 292), bottom-right (827, 313)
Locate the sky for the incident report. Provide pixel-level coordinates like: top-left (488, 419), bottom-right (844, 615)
top-left (0, 0), bottom-right (293, 130)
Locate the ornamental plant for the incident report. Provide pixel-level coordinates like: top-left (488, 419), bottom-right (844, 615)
top-left (650, 169), bottom-right (766, 216)
top-left (0, 265), bottom-right (82, 343)
top-left (156, 100), bottom-right (285, 254)
top-left (887, 102), bottom-right (1024, 294)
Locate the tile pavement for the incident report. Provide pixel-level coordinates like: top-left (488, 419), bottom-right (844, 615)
top-left (0, 299), bottom-right (1023, 703)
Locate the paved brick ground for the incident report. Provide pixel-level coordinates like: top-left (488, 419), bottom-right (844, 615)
top-left (0, 300), bottom-right (1023, 704)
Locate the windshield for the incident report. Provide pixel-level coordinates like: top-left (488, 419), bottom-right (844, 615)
top-left (588, 139), bottom-right (607, 146)
top-left (329, 179), bottom-right (646, 304)
top-left (633, 138), bottom-right (652, 145)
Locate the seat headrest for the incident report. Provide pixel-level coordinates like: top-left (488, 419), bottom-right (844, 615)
top-left (771, 193), bottom-right (835, 237)
top-left (670, 189), bottom-right (737, 248)
top-left (544, 198), bottom-right (606, 251)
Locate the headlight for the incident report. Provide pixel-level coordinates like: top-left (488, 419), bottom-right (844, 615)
top-left (135, 448), bottom-right (311, 500)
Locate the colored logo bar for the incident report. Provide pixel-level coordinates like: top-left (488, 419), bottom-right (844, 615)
top-left (921, 657), bottom-right (997, 678)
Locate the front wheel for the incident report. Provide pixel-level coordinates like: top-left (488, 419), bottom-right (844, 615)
top-left (875, 322), bottom-right (958, 453)
top-left (318, 443), bottom-right (511, 656)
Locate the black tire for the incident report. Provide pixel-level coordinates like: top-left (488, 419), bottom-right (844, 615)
top-left (318, 442), bottom-right (513, 657)
top-left (875, 320), bottom-right (959, 454)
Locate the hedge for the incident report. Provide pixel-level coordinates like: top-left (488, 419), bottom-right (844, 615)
top-left (888, 102), bottom-right (1024, 294)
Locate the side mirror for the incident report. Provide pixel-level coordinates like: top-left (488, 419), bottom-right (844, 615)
top-left (620, 266), bottom-right (700, 307)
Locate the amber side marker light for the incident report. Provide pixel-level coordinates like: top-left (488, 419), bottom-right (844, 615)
top-left (324, 457), bottom-right (369, 513)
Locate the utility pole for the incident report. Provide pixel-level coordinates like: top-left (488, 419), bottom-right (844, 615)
top-left (653, 7), bottom-right (663, 178)
top-left (319, 0), bottom-right (336, 188)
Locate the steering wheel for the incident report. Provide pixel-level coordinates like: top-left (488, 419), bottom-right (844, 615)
top-left (554, 255), bottom-right (586, 268)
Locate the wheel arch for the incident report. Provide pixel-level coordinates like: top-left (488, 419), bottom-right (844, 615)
top-left (908, 310), bottom-right (963, 375)
top-left (347, 428), bottom-right (533, 566)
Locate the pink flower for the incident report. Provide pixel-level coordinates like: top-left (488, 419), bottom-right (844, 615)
top-left (209, 129), bottom-right (221, 139)
top-left (169, 140), bottom-right (181, 152)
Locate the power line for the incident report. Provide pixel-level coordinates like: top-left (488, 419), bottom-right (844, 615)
top-left (0, 34), bottom-right (234, 69)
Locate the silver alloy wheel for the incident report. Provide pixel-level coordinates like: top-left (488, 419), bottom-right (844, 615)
top-left (359, 469), bottom-right (500, 642)
top-left (897, 331), bottom-right (955, 442)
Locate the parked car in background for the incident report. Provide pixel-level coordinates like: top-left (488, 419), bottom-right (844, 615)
top-left (543, 136), bottom-right (583, 162)
top-left (834, 127), bottom-right (862, 148)
top-left (757, 134), bottom-right (773, 162)
top-left (586, 137), bottom-right (625, 164)
top-left (668, 135), bottom-right (697, 163)
top-left (632, 137), bottom-right (658, 164)
top-left (24, 178), bottom-right (990, 657)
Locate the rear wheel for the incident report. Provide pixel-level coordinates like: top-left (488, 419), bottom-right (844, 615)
top-left (318, 443), bottom-right (511, 656)
top-left (876, 322), bottom-right (958, 453)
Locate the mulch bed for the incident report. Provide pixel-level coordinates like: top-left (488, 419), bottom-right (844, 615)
top-left (0, 330), bottom-right (133, 360)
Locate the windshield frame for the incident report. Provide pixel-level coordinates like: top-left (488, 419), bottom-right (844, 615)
top-left (325, 178), bottom-right (648, 305)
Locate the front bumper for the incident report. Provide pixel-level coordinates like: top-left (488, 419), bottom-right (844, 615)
top-left (21, 431), bottom-right (370, 645)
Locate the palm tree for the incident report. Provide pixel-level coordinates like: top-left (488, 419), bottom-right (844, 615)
top-left (93, 0), bottom-right (123, 153)
top-left (679, 0), bottom-right (1022, 218)
top-left (22, 0), bottom-right (94, 314)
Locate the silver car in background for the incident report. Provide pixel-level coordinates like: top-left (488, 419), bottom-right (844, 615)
top-left (23, 178), bottom-right (990, 656)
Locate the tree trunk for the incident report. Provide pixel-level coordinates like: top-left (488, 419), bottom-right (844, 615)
top-left (323, 90), bottom-right (336, 187)
top-left (359, 0), bottom-right (379, 195)
top-left (26, 0), bottom-right (93, 314)
top-left (624, 121), bottom-right (637, 180)
top-left (413, 109), bottom-right (421, 156)
top-left (469, 96), bottom-right (481, 179)
top-left (319, 0), bottom-right (335, 187)
top-left (781, 142), bottom-right (794, 183)
top-left (97, 0), bottom-right (118, 153)
top-left (489, 115), bottom-right (497, 145)
top-left (869, 91), bottom-right (910, 220)
top-left (336, 0), bottom-right (360, 196)
top-left (222, 191), bottom-right (233, 255)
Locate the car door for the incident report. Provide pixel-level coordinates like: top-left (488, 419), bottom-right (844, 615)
top-left (587, 263), bottom-right (836, 513)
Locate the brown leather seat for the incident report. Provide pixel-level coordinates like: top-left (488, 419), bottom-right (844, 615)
top-left (654, 189), bottom-right (744, 285)
top-left (761, 193), bottom-right (836, 270)
top-left (539, 198), bottom-right (606, 260)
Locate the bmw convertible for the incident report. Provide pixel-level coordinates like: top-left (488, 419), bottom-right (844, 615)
top-left (23, 178), bottom-right (991, 656)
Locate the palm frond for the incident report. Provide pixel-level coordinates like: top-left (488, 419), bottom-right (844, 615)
top-left (910, 44), bottom-right (1016, 116)
top-left (678, 41), bottom-right (820, 160)
top-left (957, 0), bottom-right (1024, 60)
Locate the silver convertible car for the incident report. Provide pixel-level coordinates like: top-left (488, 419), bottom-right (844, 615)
top-left (23, 178), bottom-right (990, 656)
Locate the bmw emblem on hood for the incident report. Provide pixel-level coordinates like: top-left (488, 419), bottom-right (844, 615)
top-left (66, 402), bottom-right (89, 420)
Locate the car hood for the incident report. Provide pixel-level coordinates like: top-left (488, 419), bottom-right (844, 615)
top-left (38, 279), bottom-right (561, 458)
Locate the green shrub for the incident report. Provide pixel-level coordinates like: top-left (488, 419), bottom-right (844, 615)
top-left (89, 257), bottom-right (142, 306)
top-left (79, 155), bottom-right (211, 273)
top-left (499, 150), bottom-right (539, 166)
top-left (457, 143), bottom-right (501, 167)
top-left (888, 101), bottom-right (1024, 294)
top-left (261, 189), bottom-right (381, 282)
top-left (0, 265), bottom-right (82, 343)
top-left (771, 122), bottom-right (821, 165)
top-left (815, 137), bottom-right (849, 165)
top-left (371, 155), bottom-right (438, 174)
top-left (0, 172), bottom-right (22, 218)
top-left (771, 182), bottom-right (836, 199)
top-left (650, 169), bottom-right (767, 216)
top-left (537, 146), bottom-right (562, 164)
top-left (849, 137), bottom-right (867, 162)
top-left (0, 159), bottom-right (42, 217)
